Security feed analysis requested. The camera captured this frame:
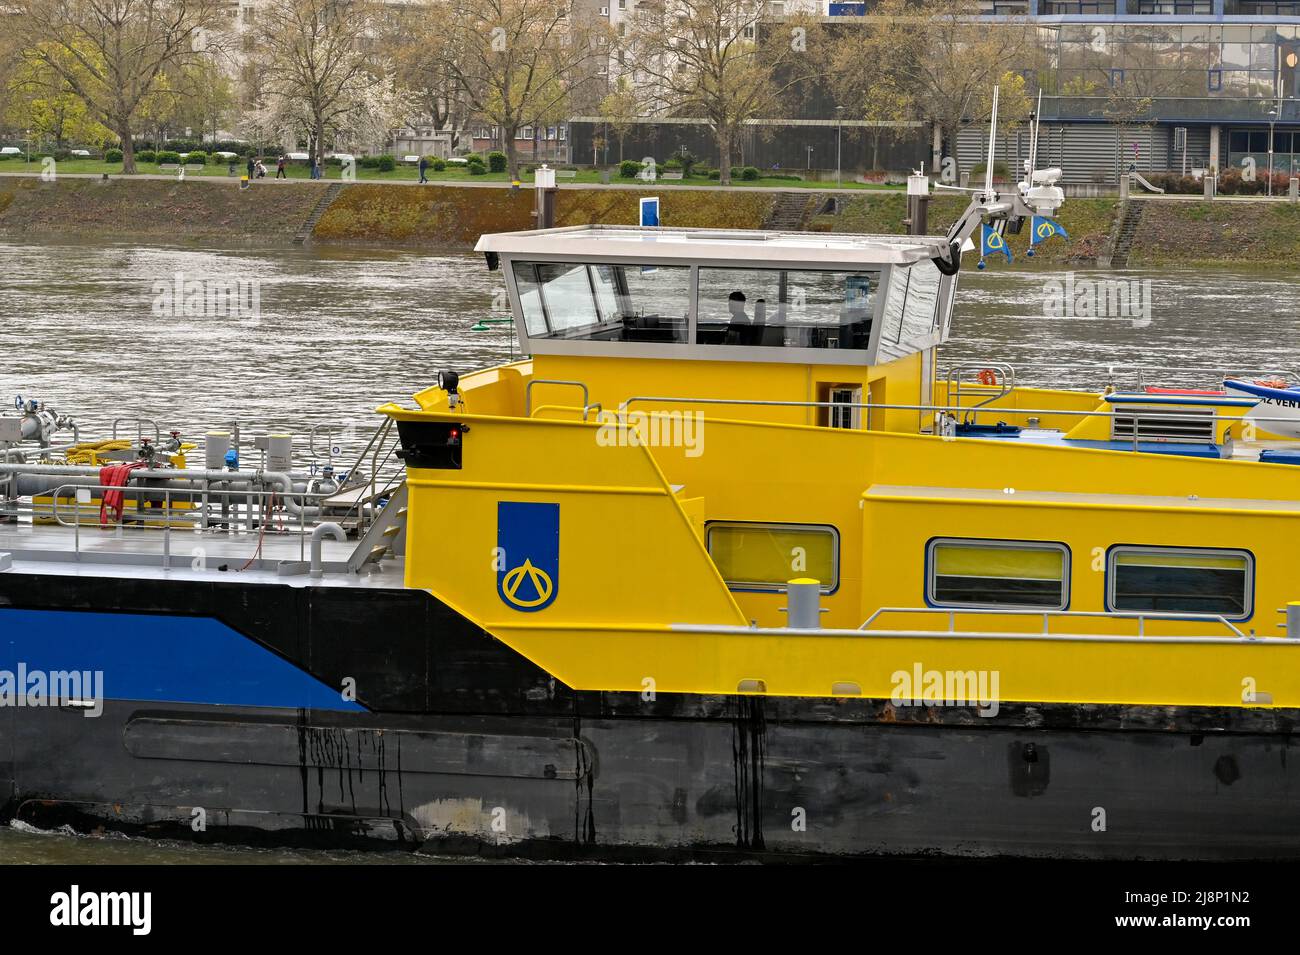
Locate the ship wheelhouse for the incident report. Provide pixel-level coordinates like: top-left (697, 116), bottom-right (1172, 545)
top-left (483, 224), bottom-right (956, 369)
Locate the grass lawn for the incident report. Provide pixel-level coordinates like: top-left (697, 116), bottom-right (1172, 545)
top-left (0, 157), bottom-right (903, 189)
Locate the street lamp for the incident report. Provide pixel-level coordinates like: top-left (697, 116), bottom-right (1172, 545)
top-left (806, 145), bottom-right (814, 171)
top-left (1268, 105), bottom-right (1278, 197)
top-left (835, 105), bottom-right (844, 187)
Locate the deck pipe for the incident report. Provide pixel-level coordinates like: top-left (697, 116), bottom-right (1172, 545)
top-left (310, 522), bottom-right (347, 578)
top-left (0, 464), bottom-right (321, 515)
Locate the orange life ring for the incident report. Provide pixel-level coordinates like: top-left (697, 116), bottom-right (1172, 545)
top-left (976, 369), bottom-right (999, 387)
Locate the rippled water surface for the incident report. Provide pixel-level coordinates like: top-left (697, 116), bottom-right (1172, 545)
top-left (1, 239), bottom-right (1298, 863)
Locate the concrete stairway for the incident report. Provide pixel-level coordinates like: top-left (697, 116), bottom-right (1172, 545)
top-left (1107, 200), bottom-right (1146, 269)
top-left (763, 191), bottom-right (814, 231)
top-left (294, 182), bottom-right (344, 245)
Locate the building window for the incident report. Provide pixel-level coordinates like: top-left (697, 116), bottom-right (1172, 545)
top-left (1208, 68), bottom-right (1222, 93)
top-left (1107, 546), bottom-right (1253, 619)
top-left (1109, 68), bottom-right (1125, 88)
top-left (1040, 0), bottom-right (1116, 11)
top-left (707, 522), bottom-right (839, 593)
top-left (927, 538), bottom-right (1070, 610)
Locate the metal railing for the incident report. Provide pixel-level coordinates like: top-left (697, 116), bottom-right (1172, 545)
top-left (947, 361), bottom-right (1017, 415)
top-left (618, 394), bottom-right (1300, 453)
top-left (38, 482), bottom-right (334, 568)
top-left (860, 605), bottom-right (1249, 639)
top-left (525, 379), bottom-right (600, 421)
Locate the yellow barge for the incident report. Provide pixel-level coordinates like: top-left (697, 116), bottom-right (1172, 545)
top-left (3, 161), bottom-right (1300, 860)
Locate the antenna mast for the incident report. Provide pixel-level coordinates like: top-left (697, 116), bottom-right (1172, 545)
top-left (985, 85), bottom-right (999, 194)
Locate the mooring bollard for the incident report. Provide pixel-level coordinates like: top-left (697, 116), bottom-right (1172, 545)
top-left (1203, 174), bottom-right (1216, 200)
top-left (783, 578), bottom-right (825, 629)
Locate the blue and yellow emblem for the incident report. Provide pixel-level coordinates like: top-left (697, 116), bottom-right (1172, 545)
top-left (497, 502), bottom-right (559, 612)
top-left (1027, 215), bottom-right (1068, 257)
top-left (978, 224), bottom-right (1013, 268)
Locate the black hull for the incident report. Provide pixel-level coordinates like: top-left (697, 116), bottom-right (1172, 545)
top-left (1, 571), bottom-right (1297, 860)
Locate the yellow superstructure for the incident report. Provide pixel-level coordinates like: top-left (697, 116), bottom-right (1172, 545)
top-left (381, 222), bottom-right (1300, 710)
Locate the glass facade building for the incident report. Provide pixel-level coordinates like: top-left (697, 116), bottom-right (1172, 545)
top-left (826, 3), bottom-right (1300, 179)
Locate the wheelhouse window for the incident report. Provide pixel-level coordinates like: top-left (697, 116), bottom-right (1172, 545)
top-left (1107, 547), bottom-right (1253, 619)
top-left (928, 538), bottom-right (1070, 610)
top-left (706, 522), bottom-right (839, 593)
top-left (511, 261), bottom-right (690, 343)
top-left (694, 268), bottom-right (878, 350)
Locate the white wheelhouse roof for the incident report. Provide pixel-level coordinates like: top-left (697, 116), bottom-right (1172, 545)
top-left (476, 224), bottom-right (946, 268)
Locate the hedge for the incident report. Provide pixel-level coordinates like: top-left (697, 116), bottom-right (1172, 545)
top-left (487, 150), bottom-right (507, 173)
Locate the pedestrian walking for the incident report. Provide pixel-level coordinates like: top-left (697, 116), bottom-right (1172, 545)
top-left (418, 155), bottom-right (429, 184)
top-left (276, 156), bottom-right (286, 179)
top-left (246, 156), bottom-right (255, 180)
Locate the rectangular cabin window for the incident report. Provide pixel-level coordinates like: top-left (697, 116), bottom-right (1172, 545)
top-left (511, 261), bottom-right (690, 343)
top-left (694, 268), bottom-right (878, 349)
top-left (512, 262), bottom-right (549, 336)
top-left (707, 522), bottom-right (839, 593)
top-left (928, 538), bottom-right (1069, 610)
top-left (899, 261), bottom-right (941, 341)
top-left (1107, 547), bottom-right (1252, 619)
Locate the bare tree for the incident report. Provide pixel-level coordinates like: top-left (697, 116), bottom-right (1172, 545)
top-left (393, 18), bottom-right (472, 154)
top-left (12, 0), bottom-right (228, 172)
top-left (623, 0), bottom-right (825, 185)
top-left (835, 0), bottom-right (1037, 174)
top-left (250, 0), bottom-right (388, 168)
top-left (425, 0), bottom-right (611, 179)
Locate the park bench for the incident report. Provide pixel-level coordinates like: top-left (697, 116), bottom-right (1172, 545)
top-left (661, 171), bottom-right (684, 180)
top-left (554, 169), bottom-right (577, 180)
top-left (158, 163), bottom-right (179, 171)
top-left (183, 164), bottom-right (204, 172)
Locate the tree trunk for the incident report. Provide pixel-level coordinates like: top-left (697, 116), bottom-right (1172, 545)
top-left (504, 125), bottom-right (520, 180)
top-left (871, 130), bottom-right (880, 171)
top-left (119, 120), bottom-right (136, 174)
top-left (313, 116), bottom-right (326, 170)
top-left (717, 124), bottom-right (732, 186)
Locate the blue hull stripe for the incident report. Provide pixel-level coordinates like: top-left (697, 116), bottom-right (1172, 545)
top-left (0, 608), bottom-right (365, 711)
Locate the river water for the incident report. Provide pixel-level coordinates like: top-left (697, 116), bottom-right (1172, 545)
top-left (1, 238), bottom-right (1298, 863)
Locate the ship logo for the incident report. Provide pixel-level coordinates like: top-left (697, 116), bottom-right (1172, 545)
top-left (497, 502), bottom-right (559, 612)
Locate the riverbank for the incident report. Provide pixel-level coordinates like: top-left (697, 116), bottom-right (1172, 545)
top-left (1, 174), bottom-right (1297, 266)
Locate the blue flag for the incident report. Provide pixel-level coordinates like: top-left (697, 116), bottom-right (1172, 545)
top-left (980, 224), bottom-right (1012, 264)
top-left (1029, 215), bottom-right (1068, 247)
